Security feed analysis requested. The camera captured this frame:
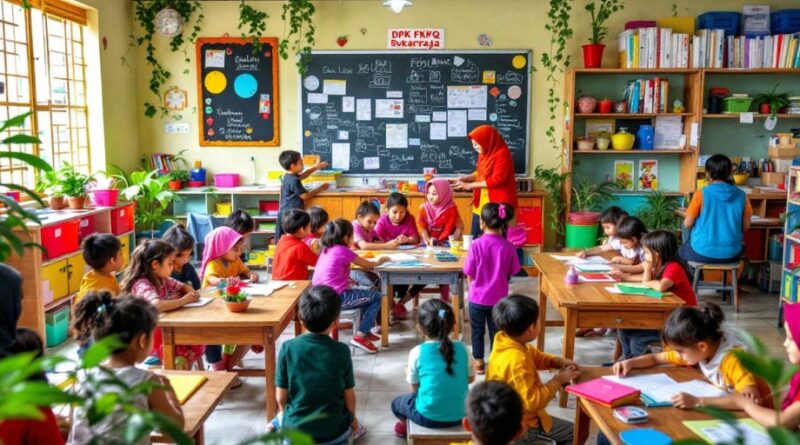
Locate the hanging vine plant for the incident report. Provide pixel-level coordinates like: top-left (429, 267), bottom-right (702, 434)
top-left (279, 0), bottom-right (316, 74)
top-left (133, 0), bottom-right (205, 118)
top-left (238, 0), bottom-right (269, 54)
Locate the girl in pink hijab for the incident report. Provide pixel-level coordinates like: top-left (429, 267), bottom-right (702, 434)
top-left (734, 303), bottom-right (800, 427)
top-left (200, 226), bottom-right (259, 287)
top-left (417, 178), bottom-right (463, 246)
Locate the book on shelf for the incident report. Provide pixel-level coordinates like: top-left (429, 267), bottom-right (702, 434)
top-left (696, 31), bottom-right (800, 68)
top-left (617, 27), bottom-right (691, 68)
top-left (148, 153), bottom-right (179, 175)
top-left (621, 78), bottom-right (670, 114)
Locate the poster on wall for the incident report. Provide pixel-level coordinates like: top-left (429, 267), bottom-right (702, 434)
top-left (614, 160), bottom-right (634, 191)
top-left (638, 159), bottom-right (658, 190)
top-left (196, 37), bottom-right (280, 146)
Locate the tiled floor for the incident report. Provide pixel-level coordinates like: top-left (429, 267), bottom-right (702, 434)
top-left (53, 277), bottom-right (786, 444)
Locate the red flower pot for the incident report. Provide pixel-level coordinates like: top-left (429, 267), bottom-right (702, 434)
top-left (598, 99), bottom-right (614, 114)
top-left (760, 103), bottom-right (771, 114)
top-left (168, 179), bottom-right (183, 191)
top-left (582, 44), bottom-right (606, 68)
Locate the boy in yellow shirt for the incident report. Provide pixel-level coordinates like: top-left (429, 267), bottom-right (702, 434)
top-left (450, 381), bottom-right (525, 445)
top-left (487, 295), bottom-right (580, 445)
top-left (76, 234), bottom-right (123, 301)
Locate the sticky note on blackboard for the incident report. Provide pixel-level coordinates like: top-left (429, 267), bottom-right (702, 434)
top-left (432, 111), bottom-right (447, 122)
top-left (205, 50), bottom-right (225, 68)
top-left (338, 130), bottom-right (350, 140)
top-left (323, 79), bottom-right (346, 96)
top-left (308, 93), bottom-right (328, 104)
top-left (364, 157), bottom-right (380, 170)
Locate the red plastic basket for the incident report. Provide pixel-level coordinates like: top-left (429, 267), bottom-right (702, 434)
top-left (42, 220), bottom-right (80, 259)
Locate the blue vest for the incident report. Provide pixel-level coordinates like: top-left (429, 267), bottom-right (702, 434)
top-left (690, 182), bottom-right (745, 259)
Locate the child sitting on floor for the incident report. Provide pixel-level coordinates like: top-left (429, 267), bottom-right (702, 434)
top-left (273, 209), bottom-right (318, 281)
top-left (487, 295), bottom-right (580, 445)
top-left (69, 292), bottom-right (184, 444)
top-left (391, 299), bottom-right (475, 438)
top-left (77, 233), bottom-right (123, 301)
top-left (452, 381), bottom-right (525, 445)
top-left (305, 205), bottom-right (329, 254)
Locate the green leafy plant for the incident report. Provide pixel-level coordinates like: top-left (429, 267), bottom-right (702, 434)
top-left (755, 83), bottom-right (792, 118)
top-left (0, 112), bottom-right (50, 262)
top-left (279, 0), bottom-right (316, 74)
top-left (57, 162), bottom-right (92, 198)
top-left (571, 177), bottom-right (617, 212)
top-left (169, 170), bottom-right (190, 183)
top-left (35, 170), bottom-right (62, 198)
top-left (540, 0), bottom-right (573, 159)
top-left (132, 0), bottom-right (204, 118)
top-left (534, 165), bottom-right (570, 241)
top-left (238, 0), bottom-right (269, 54)
top-left (585, 0), bottom-right (625, 44)
top-left (636, 190), bottom-right (681, 233)
top-left (109, 166), bottom-right (178, 234)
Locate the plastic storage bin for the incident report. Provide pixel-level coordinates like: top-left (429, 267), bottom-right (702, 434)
top-left (78, 216), bottom-right (94, 241)
top-left (111, 205), bottom-right (134, 235)
top-left (214, 173), bottom-right (240, 188)
top-left (516, 206), bottom-right (543, 245)
top-left (772, 9), bottom-right (800, 34)
top-left (259, 200), bottom-right (279, 216)
top-left (91, 189), bottom-right (119, 206)
top-left (215, 202), bottom-right (232, 216)
top-left (722, 96), bottom-right (753, 113)
top-left (42, 220), bottom-right (80, 259)
top-left (698, 11), bottom-right (741, 36)
top-left (45, 305), bottom-right (70, 347)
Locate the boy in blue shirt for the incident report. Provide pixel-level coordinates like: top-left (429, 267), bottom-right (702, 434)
top-left (275, 150), bottom-right (328, 241)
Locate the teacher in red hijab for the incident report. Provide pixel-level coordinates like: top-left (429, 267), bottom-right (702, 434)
top-left (451, 125), bottom-right (518, 236)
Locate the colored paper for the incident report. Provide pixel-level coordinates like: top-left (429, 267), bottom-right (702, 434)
top-left (683, 419), bottom-right (768, 445)
top-left (614, 160), bottom-right (634, 191)
top-left (323, 79), bottom-right (346, 96)
top-left (165, 374), bottom-right (207, 404)
top-left (638, 160), bottom-right (658, 191)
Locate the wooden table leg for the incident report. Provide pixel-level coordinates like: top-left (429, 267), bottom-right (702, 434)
top-left (560, 309), bottom-right (577, 408)
top-left (162, 327), bottom-right (175, 370)
top-left (193, 427), bottom-right (205, 445)
top-left (452, 274), bottom-right (462, 340)
top-left (381, 284), bottom-right (392, 348)
top-left (537, 283), bottom-right (548, 351)
top-left (264, 328), bottom-right (277, 419)
top-left (573, 399), bottom-right (590, 445)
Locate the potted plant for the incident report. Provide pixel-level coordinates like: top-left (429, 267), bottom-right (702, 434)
top-left (109, 166), bottom-right (178, 238)
top-left (87, 174), bottom-right (120, 207)
top-left (168, 170), bottom-right (189, 191)
top-left (57, 162), bottom-right (91, 209)
top-left (754, 83), bottom-right (791, 118)
top-left (36, 170), bottom-right (64, 210)
top-left (583, 0), bottom-right (625, 68)
top-left (534, 165), bottom-right (571, 248)
top-left (567, 178), bottom-right (617, 248)
top-left (636, 190), bottom-right (681, 234)
top-left (221, 281), bottom-right (251, 312)
top-left (598, 97), bottom-right (615, 113)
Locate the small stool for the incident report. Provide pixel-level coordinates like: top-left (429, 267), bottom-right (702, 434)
top-left (330, 309), bottom-right (360, 354)
top-left (688, 261), bottom-right (743, 312)
top-left (407, 421), bottom-right (471, 445)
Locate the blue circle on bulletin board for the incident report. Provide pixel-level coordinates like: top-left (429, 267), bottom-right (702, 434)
top-left (234, 73), bottom-right (258, 99)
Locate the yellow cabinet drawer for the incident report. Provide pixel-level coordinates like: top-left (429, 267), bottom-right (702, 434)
top-left (42, 259), bottom-right (69, 305)
top-left (118, 234), bottom-right (132, 268)
top-left (67, 253), bottom-right (89, 294)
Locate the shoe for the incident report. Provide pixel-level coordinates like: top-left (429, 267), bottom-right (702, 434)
top-left (229, 375), bottom-right (244, 389)
top-left (393, 420), bottom-right (407, 438)
top-left (475, 359), bottom-right (485, 375)
top-left (350, 336), bottom-right (379, 354)
top-left (363, 331), bottom-right (380, 342)
top-left (392, 303), bottom-right (408, 320)
top-left (353, 423), bottom-right (367, 442)
top-left (250, 345), bottom-right (265, 354)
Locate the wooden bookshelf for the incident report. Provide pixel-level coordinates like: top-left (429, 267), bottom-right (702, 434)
top-left (703, 68), bottom-right (800, 75)
top-left (573, 149), bottom-right (694, 155)
top-left (573, 68), bottom-right (700, 74)
top-left (704, 113), bottom-right (800, 119)
top-left (573, 112), bottom-right (694, 118)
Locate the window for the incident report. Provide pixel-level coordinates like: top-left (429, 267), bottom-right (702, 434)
top-left (0, 0), bottom-right (89, 189)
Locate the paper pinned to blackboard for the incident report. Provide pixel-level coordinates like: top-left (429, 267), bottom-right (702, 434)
top-left (468, 109), bottom-right (487, 121)
top-left (386, 124), bottom-right (409, 148)
top-left (432, 111), bottom-right (447, 122)
top-left (323, 79), bottom-right (346, 96)
top-left (430, 123), bottom-right (447, 140)
top-left (332, 143), bottom-right (351, 170)
top-left (342, 96), bottom-right (355, 112)
top-left (447, 110), bottom-right (467, 137)
top-left (308, 93), bottom-right (328, 104)
top-left (364, 157), bottom-right (380, 170)
top-left (356, 99), bottom-right (371, 121)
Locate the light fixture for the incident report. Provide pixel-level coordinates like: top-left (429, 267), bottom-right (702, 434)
top-left (383, 0), bottom-right (412, 13)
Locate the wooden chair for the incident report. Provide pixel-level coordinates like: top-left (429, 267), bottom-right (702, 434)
top-left (407, 421), bottom-right (471, 445)
top-left (688, 260), bottom-right (743, 312)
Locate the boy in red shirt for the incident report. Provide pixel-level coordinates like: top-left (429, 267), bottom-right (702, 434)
top-left (272, 209), bottom-right (318, 281)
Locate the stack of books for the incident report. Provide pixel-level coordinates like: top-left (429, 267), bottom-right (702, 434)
top-left (621, 78), bottom-right (670, 114)
top-left (146, 153), bottom-right (180, 175)
top-left (617, 27), bottom-right (692, 69)
top-left (724, 33), bottom-right (800, 68)
top-left (691, 29), bottom-right (727, 68)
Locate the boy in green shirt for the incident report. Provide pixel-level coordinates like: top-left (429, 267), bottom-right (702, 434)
top-left (272, 285), bottom-right (364, 443)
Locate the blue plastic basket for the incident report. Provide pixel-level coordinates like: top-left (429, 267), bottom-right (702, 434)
top-left (698, 11), bottom-right (742, 36)
top-left (772, 9), bottom-right (800, 34)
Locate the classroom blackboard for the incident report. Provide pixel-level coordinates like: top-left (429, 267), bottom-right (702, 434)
top-left (196, 37), bottom-right (280, 146)
top-left (299, 50), bottom-right (531, 176)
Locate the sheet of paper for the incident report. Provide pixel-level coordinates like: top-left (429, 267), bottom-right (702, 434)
top-left (409, 138), bottom-right (421, 146)
top-left (684, 419), bottom-right (769, 445)
top-left (342, 96), bottom-right (355, 113)
top-left (386, 123), bottom-right (409, 149)
top-left (578, 274), bottom-right (616, 283)
top-left (184, 297), bottom-right (213, 308)
top-left (447, 110), bottom-right (467, 137)
top-left (307, 93), bottom-right (328, 104)
top-left (322, 79), bottom-right (346, 95)
top-left (674, 380), bottom-right (727, 398)
top-left (375, 99), bottom-right (404, 118)
top-left (690, 122), bottom-right (700, 147)
top-left (387, 91), bottom-right (403, 98)
top-left (364, 157), bottom-right (380, 170)
top-left (430, 122), bottom-right (447, 140)
top-left (605, 286), bottom-right (622, 294)
top-left (654, 115), bottom-right (683, 149)
top-left (574, 263), bottom-right (612, 272)
top-left (740, 112), bottom-right (754, 124)
top-left (551, 254), bottom-right (579, 262)
top-left (603, 373), bottom-right (679, 403)
top-left (386, 253), bottom-right (417, 262)
top-left (415, 115), bottom-right (431, 123)
top-left (568, 256), bottom-right (610, 265)
top-left (432, 111), bottom-right (447, 122)
top-left (338, 130), bottom-right (349, 140)
top-left (332, 143), bottom-right (351, 170)
top-left (356, 99), bottom-right (371, 121)
top-left (204, 50), bottom-right (225, 68)
top-left (447, 85), bottom-right (488, 108)
top-left (468, 108), bottom-right (487, 121)
top-left (246, 281), bottom-right (292, 297)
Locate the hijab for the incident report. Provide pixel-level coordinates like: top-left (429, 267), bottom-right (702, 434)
top-left (782, 303), bottom-right (800, 410)
top-left (422, 178), bottom-right (456, 224)
top-left (0, 263), bottom-right (22, 359)
top-left (200, 227), bottom-right (243, 280)
top-left (469, 125), bottom-right (510, 180)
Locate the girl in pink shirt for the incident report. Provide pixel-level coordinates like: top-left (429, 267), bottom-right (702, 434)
top-left (353, 200), bottom-right (400, 250)
top-left (312, 219), bottom-right (390, 353)
top-left (304, 206), bottom-right (329, 255)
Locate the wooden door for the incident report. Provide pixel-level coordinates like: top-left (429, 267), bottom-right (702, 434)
top-left (308, 197), bottom-right (343, 220)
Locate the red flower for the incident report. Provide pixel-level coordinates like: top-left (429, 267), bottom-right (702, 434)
top-left (226, 285), bottom-right (241, 296)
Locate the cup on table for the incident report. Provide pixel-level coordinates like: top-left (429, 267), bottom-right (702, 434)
top-left (449, 236), bottom-right (461, 254)
top-left (462, 235), bottom-right (473, 250)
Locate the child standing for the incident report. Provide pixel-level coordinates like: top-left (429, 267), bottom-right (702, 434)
top-left (608, 216), bottom-right (648, 275)
top-left (417, 178), bottom-right (462, 245)
top-left (353, 200), bottom-right (399, 250)
top-left (452, 381), bottom-right (525, 445)
top-left (69, 292), bottom-right (184, 444)
top-left (488, 295), bottom-right (580, 445)
top-left (464, 203), bottom-right (521, 373)
top-left (577, 206), bottom-right (628, 258)
top-left (305, 206), bottom-right (329, 254)
top-left (734, 302), bottom-right (800, 428)
top-left (275, 150), bottom-right (329, 241)
top-left (273, 209), bottom-right (318, 281)
top-left (121, 240), bottom-right (203, 369)
top-left (200, 227), bottom-right (259, 287)
top-left (615, 230), bottom-right (697, 359)
top-left (613, 303), bottom-right (769, 410)
top-left (312, 219), bottom-right (389, 353)
top-left (162, 224), bottom-right (201, 290)
top-left (274, 285), bottom-right (365, 443)
top-left (77, 233), bottom-right (123, 301)
top-left (391, 299), bottom-right (475, 438)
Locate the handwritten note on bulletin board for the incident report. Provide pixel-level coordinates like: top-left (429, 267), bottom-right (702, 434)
top-left (196, 37), bottom-right (280, 146)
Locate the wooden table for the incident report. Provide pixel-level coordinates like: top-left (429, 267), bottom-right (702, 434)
top-left (159, 281), bottom-right (309, 419)
top-left (573, 366), bottom-right (744, 445)
top-left (533, 253), bottom-right (686, 406)
top-left (361, 249), bottom-right (466, 347)
top-left (152, 370), bottom-right (236, 445)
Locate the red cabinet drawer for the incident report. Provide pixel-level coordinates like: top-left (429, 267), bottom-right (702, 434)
top-left (41, 220), bottom-right (80, 259)
top-left (517, 206), bottom-right (543, 245)
top-left (111, 204), bottom-right (134, 235)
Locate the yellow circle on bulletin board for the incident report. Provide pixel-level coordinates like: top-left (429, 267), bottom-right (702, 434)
top-left (204, 71), bottom-right (227, 95)
top-left (512, 55), bottom-right (527, 69)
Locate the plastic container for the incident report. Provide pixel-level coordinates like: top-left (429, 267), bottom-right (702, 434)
top-left (78, 217), bottom-right (94, 241)
top-left (5, 191), bottom-right (20, 202)
top-left (190, 160), bottom-right (207, 183)
top-left (91, 189), bottom-right (119, 207)
top-left (516, 206), bottom-right (543, 245)
top-left (42, 220), bottom-right (80, 259)
top-left (637, 125), bottom-right (655, 149)
top-left (110, 204), bottom-right (134, 235)
top-left (259, 200), bottom-right (279, 215)
top-left (722, 96), bottom-right (753, 113)
top-left (216, 202), bottom-right (233, 216)
top-left (744, 229), bottom-right (766, 261)
top-left (698, 11), bottom-right (742, 36)
top-left (565, 223), bottom-right (598, 249)
top-left (625, 20), bottom-right (656, 30)
top-left (214, 173), bottom-right (240, 188)
top-left (187, 180), bottom-right (204, 188)
top-left (768, 235), bottom-right (784, 262)
top-left (771, 9), bottom-right (800, 34)
top-left (45, 304), bottom-right (70, 347)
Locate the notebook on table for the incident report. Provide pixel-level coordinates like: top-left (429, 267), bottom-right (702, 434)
top-left (166, 374), bottom-right (208, 404)
top-left (619, 428), bottom-right (672, 445)
top-left (565, 378), bottom-right (640, 407)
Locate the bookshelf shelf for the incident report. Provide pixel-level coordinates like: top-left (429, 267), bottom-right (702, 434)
top-left (704, 113), bottom-right (800, 119)
top-left (574, 113), bottom-right (694, 118)
top-left (703, 68), bottom-right (800, 75)
top-left (574, 149), bottom-right (693, 155)
top-left (574, 68), bottom-right (699, 74)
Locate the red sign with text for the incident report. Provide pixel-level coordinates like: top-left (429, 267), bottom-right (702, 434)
top-left (387, 28), bottom-right (445, 49)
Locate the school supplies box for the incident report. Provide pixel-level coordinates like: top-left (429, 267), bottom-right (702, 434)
top-left (565, 378), bottom-right (640, 407)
